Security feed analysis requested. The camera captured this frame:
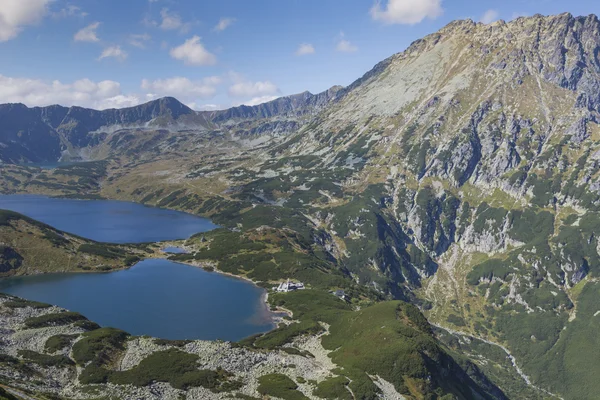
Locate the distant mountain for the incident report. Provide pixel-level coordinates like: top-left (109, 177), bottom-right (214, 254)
top-left (0, 88), bottom-right (342, 164)
top-left (6, 12), bottom-right (600, 399)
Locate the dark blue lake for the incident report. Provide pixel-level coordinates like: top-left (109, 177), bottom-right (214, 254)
top-left (0, 194), bottom-right (217, 243)
top-left (0, 259), bottom-right (274, 341)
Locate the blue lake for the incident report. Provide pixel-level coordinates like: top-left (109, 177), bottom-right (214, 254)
top-left (0, 259), bottom-right (275, 341)
top-left (0, 194), bottom-right (273, 341)
top-left (0, 194), bottom-right (217, 243)
top-left (162, 247), bottom-right (189, 254)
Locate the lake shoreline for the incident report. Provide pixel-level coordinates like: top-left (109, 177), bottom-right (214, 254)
top-left (0, 253), bottom-right (287, 339)
top-left (152, 255), bottom-right (292, 324)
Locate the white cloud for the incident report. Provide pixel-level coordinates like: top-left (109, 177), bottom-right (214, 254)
top-left (52, 5), bottom-right (88, 19)
top-left (0, 74), bottom-right (141, 110)
top-left (141, 76), bottom-right (220, 99)
top-left (213, 17), bottom-right (235, 32)
top-left (0, 0), bottom-right (49, 42)
top-left (336, 32), bottom-right (357, 53)
top-left (98, 46), bottom-right (128, 61)
top-left (480, 9), bottom-right (499, 24)
top-left (295, 43), bottom-right (315, 56)
top-left (228, 80), bottom-right (279, 98)
top-left (241, 95), bottom-right (280, 106)
top-left (129, 33), bottom-right (151, 48)
top-left (336, 40), bottom-right (358, 53)
top-left (170, 36), bottom-right (217, 66)
top-left (370, 0), bottom-right (443, 25)
top-left (159, 8), bottom-right (189, 32)
top-left (74, 22), bottom-right (100, 42)
top-left (195, 103), bottom-right (221, 111)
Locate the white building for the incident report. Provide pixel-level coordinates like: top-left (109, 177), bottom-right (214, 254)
top-left (275, 279), bottom-right (305, 293)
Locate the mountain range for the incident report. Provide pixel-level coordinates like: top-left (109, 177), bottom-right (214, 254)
top-left (2, 12), bottom-right (600, 400)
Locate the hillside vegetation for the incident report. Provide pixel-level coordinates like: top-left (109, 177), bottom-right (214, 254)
top-left (2, 12), bottom-right (600, 400)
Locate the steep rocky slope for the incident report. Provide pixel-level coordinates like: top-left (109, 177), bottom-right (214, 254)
top-left (2, 12), bottom-right (600, 399)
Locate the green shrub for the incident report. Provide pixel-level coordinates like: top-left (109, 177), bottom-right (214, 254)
top-left (73, 320), bottom-right (101, 331)
top-left (253, 320), bottom-right (323, 349)
top-left (446, 314), bottom-right (466, 327)
top-left (45, 334), bottom-right (79, 353)
top-left (109, 349), bottom-right (233, 391)
top-left (313, 376), bottom-right (352, 399)
top-left (17, 350), bottom-right (74, 368)
top-left (4, 298), bottom-right (51, 309)
top-left (257, 373), bottom-right (308, 400)
top-left (72, 328), bottom-right (129, 365)
top-left (24, 312), bottom-right (87, 328)
top-left (78, 244), bottom-right (126, 259)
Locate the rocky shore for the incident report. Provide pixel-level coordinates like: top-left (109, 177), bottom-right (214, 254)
top-left (0, 293), bottom-right (347, 400)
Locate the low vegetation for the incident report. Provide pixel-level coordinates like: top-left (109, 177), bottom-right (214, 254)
top-left (257, 374), bottom-right (308, 400)
top-left (24, 312), bottom-right (87, 329)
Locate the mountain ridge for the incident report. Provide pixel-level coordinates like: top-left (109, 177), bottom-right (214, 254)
top-left (0, 86), bottom-right (344, 163)
top-left (3, 12), bottom-right (600, 399)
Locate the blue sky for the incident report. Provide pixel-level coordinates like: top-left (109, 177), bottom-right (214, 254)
top-left (0, 0), bottom-right (598, 110)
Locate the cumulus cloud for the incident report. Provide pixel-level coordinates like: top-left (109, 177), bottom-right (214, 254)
top-left (129, 33), bottom-right (151, 48)
top-left (159, 8), bottom-right (189, 32)
top-left (0, 75), bottom-right (141, 110)
top-left (98, 46), bottom-right (128, 61)
top-left (74, 22), bottom-right (100, 42)
top-left (480, 9), bottom-right (499, 24)
top-left (295, 43), bottom-right (315, 56)
top-left (141, 76), bottom-right (221, 99)
top-left (0, 0), bottom-right (49, 42)
top-left (170, 36), bottom-right (217, 66)
top-left (336, 32), bottom-right (357, 53)
top-left (228, 80), bottom-right (279, 98)
top-left (213, 17), bottom-right (235, 32)
top-left (370, 0), bottom-right (443, 25)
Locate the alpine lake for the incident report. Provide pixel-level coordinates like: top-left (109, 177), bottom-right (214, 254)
top-left (0, 194), bottom-right (276, 341)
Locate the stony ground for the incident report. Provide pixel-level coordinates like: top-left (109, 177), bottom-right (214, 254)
top-left (0, 294), bottom-right (410, 400)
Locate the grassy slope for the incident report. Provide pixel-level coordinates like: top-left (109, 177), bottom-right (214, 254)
top-left (0, 209), bottom-right (142, 276)
top-left (244, 290), bottom-right (504, 400)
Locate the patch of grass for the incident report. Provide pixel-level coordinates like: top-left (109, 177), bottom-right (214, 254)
top-left (313, 376), bottom-right (352, 400)
top-left (72, 328), bottom-right (129, 365)
top-left (78, 244), bottom-right (127, 259)
top-left (257, 373), bottom-right (309, 400)
top-left (74, 320), bottom-right (101, 331)
top-left (24, 312), bottom-right (87, 329)
top-left (252, 320), bottom-right (323, 349)
top-left (0, 354), bottom-right (36, 376)
top-left (17, 350), bottom-right (74, 368)
top-left (109, 349), bottom-right (238, 391)
top-left (45, 334), bottom-right (79, 353)
top-left (4, 298), bottom-right (51, 309)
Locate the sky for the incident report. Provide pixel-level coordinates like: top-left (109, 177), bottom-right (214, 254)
top-left (0, 0), bottom-right (598, 111)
